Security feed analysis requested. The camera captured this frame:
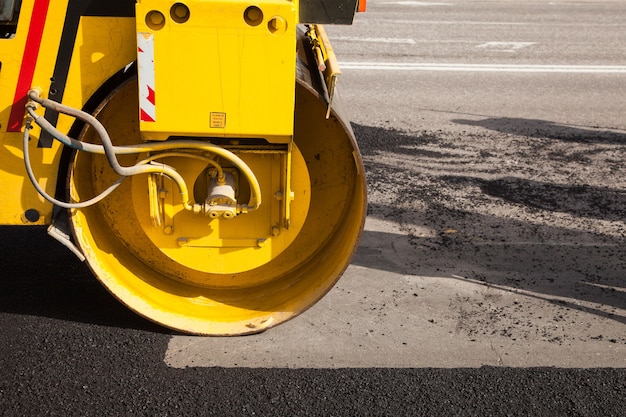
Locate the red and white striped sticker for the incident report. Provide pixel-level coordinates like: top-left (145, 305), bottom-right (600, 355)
top-left (7, 0), bottom-right (51, 132)
top-left (137, 33), bottom-right (156, 122)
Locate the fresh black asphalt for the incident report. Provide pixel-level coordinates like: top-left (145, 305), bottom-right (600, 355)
top-left (1, 227), bottom-right (625, 416)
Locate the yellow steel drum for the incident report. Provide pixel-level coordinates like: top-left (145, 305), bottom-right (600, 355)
top-left (68, 62), bottom-right (366, 335)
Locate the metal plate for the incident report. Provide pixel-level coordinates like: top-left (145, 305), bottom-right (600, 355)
top-left (299, 0), bottom-right (358, 25)
top-left (0, 0), bottom-right (18, 23)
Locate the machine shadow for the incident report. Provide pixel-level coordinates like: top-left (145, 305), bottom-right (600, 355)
top-left (0, 226), bottom-right (170, 333)
top-left (350, 122), bottom-right (626, 325)
top-left (478, 176), bottom-right (626, 222)
top-left (451, 117), bottom-right (626, 144)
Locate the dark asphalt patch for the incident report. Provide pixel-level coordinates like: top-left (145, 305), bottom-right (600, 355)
top-left (1, 313), bottom-right (625, 417)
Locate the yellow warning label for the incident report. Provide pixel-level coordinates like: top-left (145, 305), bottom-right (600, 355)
top-left (210, 112), bottom-right (226, 128)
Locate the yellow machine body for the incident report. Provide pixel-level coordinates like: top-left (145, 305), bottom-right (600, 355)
top-left (0, 0), bottom-right (366, 335)
top-left (0, 1), bottom-right (137, 224)
top-left (135, 0), bottom-right (297, 142)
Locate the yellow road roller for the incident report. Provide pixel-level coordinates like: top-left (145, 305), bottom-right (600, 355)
top-left (0, 0), bottom-right (366, 335)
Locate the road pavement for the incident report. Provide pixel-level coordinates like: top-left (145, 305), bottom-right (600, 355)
top-left (2, 1), bottom-right (626, 415)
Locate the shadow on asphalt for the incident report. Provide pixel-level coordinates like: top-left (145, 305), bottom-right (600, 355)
top-left (0, 226), bottom-right (169, 333)
top-left (479, 177), bottom-right (626, 222)
top-left (351, 122), bottom-right (626, 326)
top-left (452, 117), bottom-right (626, 144)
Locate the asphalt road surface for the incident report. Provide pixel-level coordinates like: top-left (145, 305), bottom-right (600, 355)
top-left (2, 1), bottom-right (626, 415)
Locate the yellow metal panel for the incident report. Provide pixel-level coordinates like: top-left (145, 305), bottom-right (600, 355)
top-left (62, 17), bottom-right (137, 124)
top-left (0, 0), bottom-right (65, 224)
top-left (135, 0), bottom-right (297, 142)
top-left (0, 0), bottom-right (136, 225)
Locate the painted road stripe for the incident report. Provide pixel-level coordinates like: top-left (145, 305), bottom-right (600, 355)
top-left (364, 19), bottom-right (625, 27)
top-left (476, 41), bottom-right (537, 52)
top-left (334, 36), bottom-right (416, 44)
top-left (339, 62), bottom-right (626, 73)
top-left (367, 19), bottom-right (526, 26)
top-left (382, 1), bottom-right (453, 5)
top-left (333, 39), bottom-right (536, 50)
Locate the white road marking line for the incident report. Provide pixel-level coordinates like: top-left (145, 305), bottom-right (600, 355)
top-left (332, 38), bottom-right (477, 45)
top-left (368, 19), bottom-right (528, 26)
top-left (382, 1), bottom-right (453, 5)
top-left (334, 36), bottom-right (416, 44)
top-left (339, 62), bottom-right (626, 73)
top-left (359, 19), bottom-right (625, 27)
top-left (476, 41), bottom-right (537, 52)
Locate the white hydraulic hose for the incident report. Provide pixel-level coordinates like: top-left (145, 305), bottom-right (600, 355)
top-left (25, 90), bottom-right (262, 211)
top-left (26, 92), bottom-right (195, 210)
top-left (22, 118), bottom-right (125, 209)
